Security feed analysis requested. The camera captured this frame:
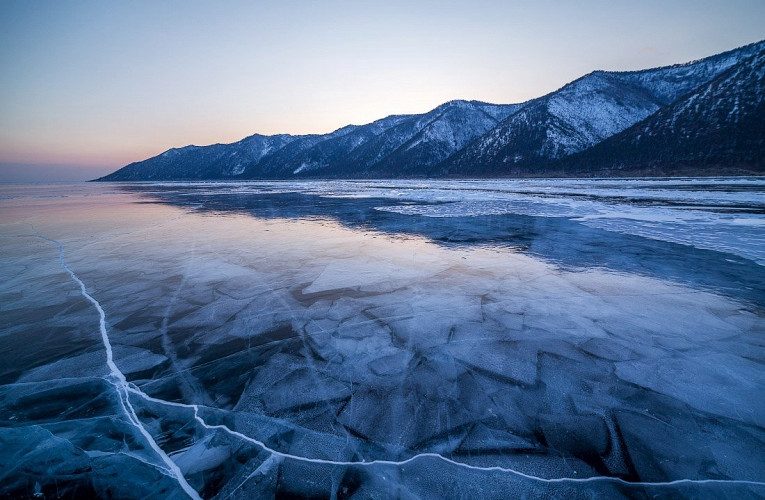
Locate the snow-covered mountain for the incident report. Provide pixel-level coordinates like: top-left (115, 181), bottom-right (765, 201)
top-left (101, 133), bottom-right (300, 180)
top-left (438, 40), bottom-right (765, 176)
top-left (557, 49), bottom-right (765, 176)
top-left (97, 40), bottom-right (764, 181)
top-left (99, 100), bottom-right (519, 180)
top-left (239, 100), bottom-right (522, 178)
top-left (367, 100), bottom-right (522, 176)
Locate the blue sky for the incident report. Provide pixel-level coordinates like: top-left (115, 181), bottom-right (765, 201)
top-left (0, 0), bottom-right (763, 181)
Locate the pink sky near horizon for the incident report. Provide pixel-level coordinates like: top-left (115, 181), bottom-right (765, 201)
top-left (1, 0), bottom-right (764, 181)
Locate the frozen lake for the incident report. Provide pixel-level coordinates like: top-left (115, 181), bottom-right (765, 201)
top-left (1, 179), bottom-right (764, 498)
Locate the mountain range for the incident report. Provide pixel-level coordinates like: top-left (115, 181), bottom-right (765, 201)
top-left (98, 40), bottom-right (765, 181)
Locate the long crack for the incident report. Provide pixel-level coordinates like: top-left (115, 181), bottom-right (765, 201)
top-left (42, 236), bottom-right (201, 500)
top-left (45, 235), bottom-right (765, 494)
top-left (129, 387), bottom-right (765, 488)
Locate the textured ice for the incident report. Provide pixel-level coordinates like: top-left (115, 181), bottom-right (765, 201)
top-left (0, 180), bottom-right (763, 498)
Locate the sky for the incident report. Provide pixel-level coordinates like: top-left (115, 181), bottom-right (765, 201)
top-left (0, 0), bottom-right (763, 181)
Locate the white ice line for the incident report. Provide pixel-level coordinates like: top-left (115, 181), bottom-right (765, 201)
top-left (129, 385), bottom-right (765, 489)
top-left (39, 235), bottom-right (765, 492)
top-left (41, 236), bottom-right (201, 500)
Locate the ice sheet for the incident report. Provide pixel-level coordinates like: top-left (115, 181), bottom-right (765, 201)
top-left (0, 180), bottom-right (763, 498)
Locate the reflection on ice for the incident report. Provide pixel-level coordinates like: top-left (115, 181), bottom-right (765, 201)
top-left (121, 180), bottom-right (765, 305)
top-left (0, 180), bottom-right (763, 498)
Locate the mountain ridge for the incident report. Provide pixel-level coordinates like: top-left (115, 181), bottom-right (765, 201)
top-left (553, 49), bottom-right (765, 177)
top-left (436, 39), bottom-right (764, 176)
top-left (97, 40), bottom-right (765, 181)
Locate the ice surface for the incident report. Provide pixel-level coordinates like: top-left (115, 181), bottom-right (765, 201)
top-left (0, 180), bottom-right (763, 498)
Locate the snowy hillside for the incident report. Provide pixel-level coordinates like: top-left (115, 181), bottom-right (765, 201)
top-left (240, 100), bottom-right (521, 178)
top-left (439, 40), bottom-right (765, 176)
top-left (368, 100), bottom-right (523, 176)
top-left (439, 73), bottom-right (663, 175)
top-left (99, 101), bottom-right (520, 180)
top-left (558, 49), bottom-right (765, 176)
top-left (97, 40), bottom-right (765, 181)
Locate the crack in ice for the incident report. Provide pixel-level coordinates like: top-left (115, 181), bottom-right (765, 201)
top-left (40, 236), bottom-right (201, 500)
top-left (128, 386), bottom-right (765, 490)
top-left (35, 234), bottom-right (765, 494)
